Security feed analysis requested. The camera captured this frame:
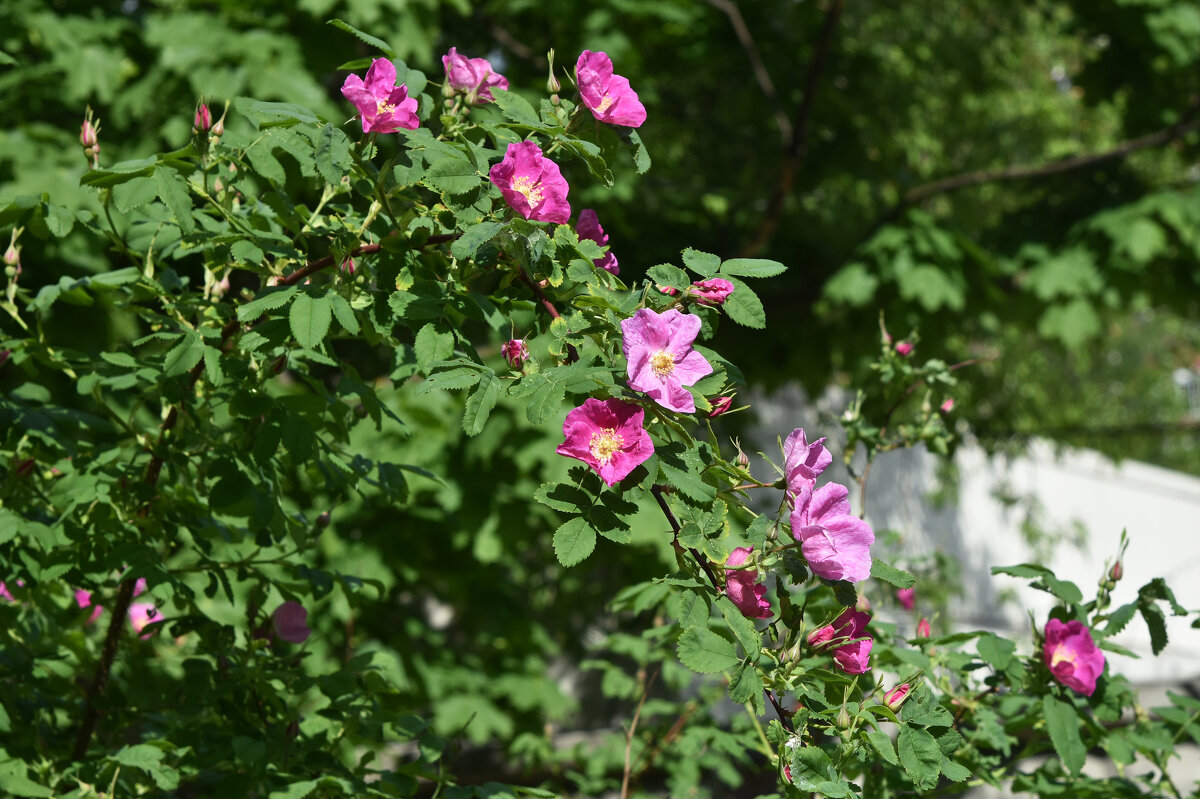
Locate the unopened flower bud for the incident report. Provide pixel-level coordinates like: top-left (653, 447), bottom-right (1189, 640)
top-left (212, 117), bottom-right (224, 137)
top-left (836, 707), bottom-right (852, 729)
top-left (317, 511), bottom-right (331, 528)
top-left (808, 624), bottom-right (836, 651)
top-left (501, 338), bottom-right (529, 369)
top-left (737, 450), bottom-right (751, 469)
top-left (339, 257), bottom-right (356, 276)
top-left (856, 593), bottom-right (871, 613)
top-left (895, 341), bottom-right (914, 357)
top-left (659, 285), bottom-right (678, 296)
top-left (1109, 561), bottom-right (1123, 583)
top-left (916, 618), bottom-right (931, 638)
top-left (271, 601), bottom-right (311, 643)
top-left (884, 683), bottom-right (911, 712)
top-left (194, 102), bottom-right (212, 133)
top-left (3, 245), bottom-right (17, 266)
top-left (782, 641), bottom-right (804, 663)
top-left (272, 354), bottom-right (287, 374)
top-left (80, 119), bottom-right (98, 148)
top-left (709, 395), bottom-right (734, 417)
top-left (940, 398), bottom-right (954, 413)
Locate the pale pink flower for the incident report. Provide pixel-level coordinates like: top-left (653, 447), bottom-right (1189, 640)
top-left (791, 482), bottom-right (874, 583)
top-left (1043, 618), bottom-right (1105, 696)
top-left (620, 308), bottom-right (713, 414)
top-left (340, 58), bottom-right (420, 134)
top-left (917, 618), bottom-right (931, 638)
top-left (884, 683), bottom-right (911, 711)
top-left (489, 140), bottom-right (571, 224)
top-left (575, 51), bottom-right (647, 127)
top-left (708, 395), bottom-right (734, 417)
top-left (895, 341), bottom-right (914, 357)
top-left (688, 278), bottom-right (734, 306)
top-left (194, 103), bottom-right (212, 133)
top-left (940, 398), bottom-right (954, 413)
top-left (128, 602), bottom-right (159, 639)
top-left (442, 47), bottom-right (509, 104)
top-left (724, 547), bottom-right (772, 619)
top-left (829, 608), bottom-right (873, 674)
top-left (555, 398), bottom-right (654, 487)
top-left (501, 338), bottom-right (529, 369)
top-left (576, 209), bottom-right (619, 274)
top-left (75, 589), bottom-right (104, 624)
top-left (782, 428), bottom-right (832, 496)
top-left (272, 601), bottom-right (312, 643)
top-left (896, 587), bottom-right (916, 610)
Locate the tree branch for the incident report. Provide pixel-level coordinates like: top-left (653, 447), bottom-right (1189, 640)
top-left (279, 233), bottom-right (457, 287)
top-left (741, 0), bottom-right (845, 257)
top-left (706, 0), bottom-right (791, 143)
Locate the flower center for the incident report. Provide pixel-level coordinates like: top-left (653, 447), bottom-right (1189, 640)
top-left (650, 350), bottom-right (675, 378)
top-left (511, 175), bottom-right (545, 207)
top-left (597, 95), bottom-right (615, 113)
top-left (1050, 645), bottom-right (1076, 669)
top-left (375, 98), bottom-right (397, 116)
top-left (589, 428), bottom-right (624, 465)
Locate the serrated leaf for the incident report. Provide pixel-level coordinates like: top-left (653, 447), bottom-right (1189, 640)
top-left (866, 729), bottom-right (899, 765)
top-left (329, 293), bottom-right (360, 334)
top-left (424, 155), bottom-right (481, 195)
top-left (155, 169), bottom-right (195, 234)
top-left (676, 627), bottom-right (739, 674)
top-left (940, 756), bottom-right (971, 782)
top-left (1140, 603), bottom-right (1168, 655)
top-left (898, 726), bottom-right (942, 790)
top-left (1100, 603), bottom-right (1137, 638)
top-left (626, 129), bottom-right (650, 174)
top-left (717, 596), bottom-right (762, 655)
top-left (977, 633), bottom-right (1016, 670)
top-left (163, 332), bottom-right (203, 377)
top-left (327, 19), bottom-right (395, 57)
top-left (491, 88), bottom-right (541, 126)
top-left (719, 258), bottom-right (787, 278)
top-left (289, 293), bottom-right (333, 350)
top-left (452, 221), bottom-right (504, 261)
top-left (462, 371), bottom-right (501, 436)
top-left (1043, 694), bottom-right (1085, 775)
top-left (727, 659), bottom-right (763, 711)
top-left (646, 263), bottom-right (690, 290)
top-left (315, 124), bottom-right (352, 185)
top-left (238, 285), bottom-right (298, 321)
top-left (553, 517), bottom-right (596, 566)
top-left (202, 347), bottom-right (224, 385)
top-left (526, 377), bottom-right (566, 425)
top-left (871, 558), bottom-right (915, 588)
top-left (414, 323), bottom-right (454, 372)
top-left (721, 277), bottom-right (765, 328)
top-left (682, 248), bottom-right (720, 277)
top-left (534, 482), bottom-right (591, 514)
top-left (112, 176), bottom-right (159, 212)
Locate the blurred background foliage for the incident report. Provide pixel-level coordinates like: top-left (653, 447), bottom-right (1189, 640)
top-left (1, 0), bottom-right (1199, 792)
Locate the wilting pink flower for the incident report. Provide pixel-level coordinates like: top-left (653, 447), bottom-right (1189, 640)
top-left (917, 618), bottom-right (931, 638)
top-left (576, 209), bottom-right (619, 274)
top-left (340, 58), bottom-right (420, 134)
top-left (884, 683), bottom-right (911, 712)
top-left (791, 482), bottom-right (875, 583)
top-left (575, 51), bottom-right (647, 127)
top-left (442, 47), bottom-right (508, 104)
top-left (1043, 618), bottom-right (1105, 696)
top-left (75, 589), bottom-right (104, 624)
top-left (128, 602), bottom-right (159, 639)
top-left (708, 395), bottom-right (734, 417)
top-left (725, 547), bottom-right (772, 619)
top-left (194, 103), bottom-right (212, 133)
top-left (895, 341), bottom-right (914, 357)
top-left (556, 398), bottom-right (654, 487)
top-left (621, 308), bottom-right (713, 414)
top-left (896, 587), bottom-right (916, 610)
top-left (272, 601), bottom-right (312, 643)
top-left (940, 398), bottom-right (954, 413)
top-left (828, 608), bottom-right (873, 673)
top-left (688, 278), bottom-right (734, 306)
top-left (489, 140), bottom-right (571, 224)
top-left (501, 338), bottom-right (529, 369)
top-left (782, 428), bottom-right (832, 496)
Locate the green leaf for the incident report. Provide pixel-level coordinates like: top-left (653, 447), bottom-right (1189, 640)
top-left (534, 482), bottom-right (591, 514)
top-left (329, 294), bottom-right (360, 334)
top-left (721, 277), bottom-right (766, 328)
top-left (1043, 694), bottom-right (1085, 775)
top-left (269, 780), bottom-right (319, 799)
top-left (787, 746), bottom-right (852, 797)
top-left (314, 124), bottom-right (352, 185)
top-left (717, 596), bottom-right (762, 655)
top-left (898, 726), bottom-right (942, 790)
top-left (553, 517), bottom-right (596, 567)
top-left (462, 371), bottom-right (501, 436)
top-left (1140, 604), bottom-right (1168, 655)
top-left (327, 18), bottom-right (395, 57)
top-left (727, 659), bottom-right (763, 711)
top-left (1038, 299), bottom-right (1101, 349)
top-left (940, 756), bottom-right (971, 782)
top-left (452, 221), bottom-right (504, 261)
top-left (991, 563), bottom-right (1082, 603)
top-left (155, 169), bottom-right (195, 234)
top-left (822, 262), bottom-right (880, 307)
top-left (424, 155), bottom-right (481, 195)
top-left (719, 258), bottom-right (787, 278)
top-left (490, 88), bottom-right (541, 127)
top-left (681, 248), bottom-right (721, 277)
top-left (626, 129), bottom-right (651, 174)
top-left (1100, 603), bottom-right (1137, 638)
top-left (658, 446), bottom-right (716, 503)
top-left (237, 285), bottom-right (298, 321)
top-left (676, 627), bottom-right (739, 674)
top-left (977, 634), bottom-right (1016, 670)
top-left (871, 558), bottom-right (915, 588)
top-left (163, 332), bottom-right (203, 377)
top-left (646, 263), bottom-right (691, 290)
top-left (290, 293), bottom-right (333, 350)
top-left (866, 729), bottom-right (899, 765)
top-left (238, 98), bottom-right (319, 129)
top-left (112, 176), bottom-right (159, 212)
top-left (414, 323), bottom-right (454, 372)
top-left (0, 774), bottom-right (53, 797)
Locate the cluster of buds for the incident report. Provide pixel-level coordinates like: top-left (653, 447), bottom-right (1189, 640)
top-left (193, 99), bottom-right (226, 150)
top-left (80, 108), bottom-right (101, 168)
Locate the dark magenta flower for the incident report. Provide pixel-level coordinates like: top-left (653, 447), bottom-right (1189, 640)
top-left (895, 341), bottom-right (914, 357)
top-left (500, 338), bottom-right (529, 369)
top-left (489, 140), bottom-right (571, 224)
top-left (555, 398), bottom-right (654, 487)
top-left (575, 51), bottom-right (646, 127)
top-left (620, 308), bottom-right (713, 414)
top-left (442, 47), bottom-right (509, 104)
top-left (724, 547), bottom-right (772, 619)
top-left (340, 58), bottom-right (420, 134)
top-left (791, 482), bottom-right (874, 583)
top-left (576, 209), bottom-right (619, 274)
top-left (688, 278), bottom-right (734, 306)
top-left (1043, 618), bottom-right (1105, 696)
top-left (272, 601), bottom-right (312, 643)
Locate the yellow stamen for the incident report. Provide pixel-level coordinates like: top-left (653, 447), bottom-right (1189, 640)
top-left (589, 428), bottom-right (624, 465)
top-left (597, 95), bottom-right (615, 113)
top-left (376, 98), bottom-right (397, 116)
top-left (511, 175), bottom-right (545, 207)
top-left (1050, 645), bottom-right (1076, 669)
top-left (650, 350), bottom-right (675, 378)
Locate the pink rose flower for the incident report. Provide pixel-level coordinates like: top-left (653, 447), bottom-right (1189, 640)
top-left (340, 58), bottom-right (420, 134)
top-left (489, 140), bottom-right (571, 224)
top-left (917, 617), bottom-right (931, 638)
top-left (500, 338), bottom-right (529, 369)
top-left (575, 51), bottom-right (647, 127)
top-left (791, 482), bottom-right (875, 583)
top-left (1043, 618), bottom-right (1105, 696)
top-left (895, 341), bottom-right (914, 357)
top-left (442, 47), bottom-right (509, 104)
top-left (75, 589), bottom-right (104, 624)
top-left (782, 428), bottom-right (832, 496)
top-left (724, 547), bottom-right (772, 619)
top-left (688, 278), bottom-right (734, 306)
top-left (829, 608), bottom-right (873, 674)
top-left (884, 683), bottom-right (911, 712)
top-left (620, 308), bottom-right (713, 414)
top-left (940, 398), bottom-right (954, 413)
top-left (272, 601), bottom-right (312, 643)
top-left (0, 582), bottom-right (13, 602)
top-left (128, 602), bottom-right (159, 639)
top-left (576, 209), bottom-right (619, 274)
top-left (555, 398), bottom-right (654, 487)
top-left (896, 587), bottom-right (916, 610)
